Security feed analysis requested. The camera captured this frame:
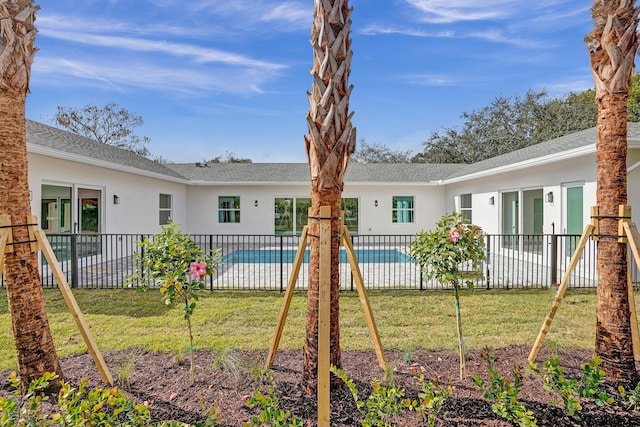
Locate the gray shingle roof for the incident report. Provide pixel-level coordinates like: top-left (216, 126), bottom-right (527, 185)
top-left (26, 120), bottom-right (187, 180)
top-left (167, 162), bottom-right (464, 184)
top-left (26, 119), bottom-right (640, 185)
top-left (444, 123), bottom-right (640, 180)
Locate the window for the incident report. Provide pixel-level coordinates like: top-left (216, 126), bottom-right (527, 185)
top-left (219, 196), bottom-right (240, 223)
top-left (341, 198), bottom-right (359, 233)
top-left (274, 197), bottom-right (358, 234)
top-left (159, 193), bottom-right (172, 225)
top-left (460, 193), bottom-right (472, 223)
top-left (392, 196), bottom-right (414, 223)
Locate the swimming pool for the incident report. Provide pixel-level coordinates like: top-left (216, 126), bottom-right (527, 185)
top-left (221, 248), bottom-right (413, 264)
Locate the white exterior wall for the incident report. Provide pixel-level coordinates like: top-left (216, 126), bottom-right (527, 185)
top-left (26, 147), bottom-right (640, 237)
top-left (185, 182), bottom-right (447, 235)
top-left (28, 153), bottom-right (188, 234)
top-left (445, 155), bottom-right (596, 234)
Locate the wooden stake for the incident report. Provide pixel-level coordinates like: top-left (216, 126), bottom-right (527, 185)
top-left (341, 225), bottom-right (387, 370)
top-left (317, 206), bottom-right (331, 427)
top-left (34, 225), bottom-right (114, 385)
top-left (265, 225), bottom-right (309, 367)
top-left (528, 224), bottom-right (594, 365)
top-left (622, 220), bottom-right (640, 361)
top-left (0, 224), bottom-right (9, 276)
top-left (627, 251), bottom-right (640, 362)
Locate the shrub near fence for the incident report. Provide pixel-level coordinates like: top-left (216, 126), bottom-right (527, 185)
top-left (1, 233), bottom-right (636, 290)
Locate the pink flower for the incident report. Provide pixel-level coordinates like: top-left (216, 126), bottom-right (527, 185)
top-left (449, 227), bottom-right (460, 243)
top-left (189, 261), bottom-right (207, 279)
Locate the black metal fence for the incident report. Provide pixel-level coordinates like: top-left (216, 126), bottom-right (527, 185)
top-left (1, 232), bottom-right (635, 290)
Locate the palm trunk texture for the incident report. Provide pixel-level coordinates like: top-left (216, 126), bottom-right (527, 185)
top-left (302, 0), bottom-right (356, 393)
top-left (0, 0), bottom-right (63, 390)
top-left (586, 0), bottom-right (640, 380)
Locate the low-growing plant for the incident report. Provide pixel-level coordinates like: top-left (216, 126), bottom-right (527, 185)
top-left (331, 364), bottom-right (410, 427)
top-left (405, 365), bottom-right (453, 427)
top-left (243, 386), bottom-right (302, 426)
top-left (52, 377), bottom-right (152, 426)
top-left (578, 356), bottom-right (612, 406)
top-left (0, 373), bottom-right (222, 427)
top-left (0, 371), bottom-right (56, 427)
top-left (128, 222), bottom-right (221, 383)
top-left (539, 357), bottom-right (582, 419)
top-left (473, 350), bottom-right (537, 427)
top-left (619, 381), bottom-right (640, 412)
top-left (116, 351), bottom-right (140, 389)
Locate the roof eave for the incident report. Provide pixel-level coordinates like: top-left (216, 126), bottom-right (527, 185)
top-left (28, 144), bottom-right (189, 184)
top-left (441, 144), bottom-right (596, 184)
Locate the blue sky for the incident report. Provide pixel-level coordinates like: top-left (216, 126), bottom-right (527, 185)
top-left (27, 1), bottom-right (595, 163)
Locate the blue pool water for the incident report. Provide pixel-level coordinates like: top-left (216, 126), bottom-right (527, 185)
top-left (221, 249), bottom-right (412, 264)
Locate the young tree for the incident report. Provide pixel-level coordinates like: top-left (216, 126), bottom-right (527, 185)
top-left (585, 0), bottom-right (640, 380)
top-left (52, 103), bottom-right (151, 157)
top-left (302, 0), bottom-right (356, 393)
top-left (0, 0), bottom-right (63, 390)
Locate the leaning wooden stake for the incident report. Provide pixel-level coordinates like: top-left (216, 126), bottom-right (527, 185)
top-left (528, 224), bottom-right (594, 365)
top-left (0, 215), bottom-right (113, 384)
top-left (341, 226), bottom-right (387, 370)
top-left (30, 217), bottom-right (114, 385)
top-left (621, 219), bottom-right (640, 361)
top-left (265, 224), bottom-right (309, 367)
top-left (266, 213), bottom-right (387, 371)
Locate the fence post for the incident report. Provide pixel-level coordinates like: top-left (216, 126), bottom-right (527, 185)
top-left (350, 233), bottom-right (354, 291)
top-left (485, 237), bottom-right (491, 290)
top-left (280, 235), bottom-right (284, 293)
top-left (209, 234), bottom-right (214, 291)
top-left (139, 235), bottom-right (145, 285)
top-left (70, 233), bottom-right (78, 288)
top-left (550, 234), bottom-right (558, 286)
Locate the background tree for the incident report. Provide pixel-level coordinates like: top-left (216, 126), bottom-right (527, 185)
top-left (0, 0), bottom-right (63, 390)
top-left (351, 139), bottom-right (412, 163)
top-left (628, 73), bottom-right (640, 121)
top-left (204, 151), bottom-right (253, 163)
top-left (585, 0), bottom-right (639, 380)
top-left (51, 102), bottom-right (151, 157)
top-left (302, 0), bottom-right (356, 393)
top-left (413, 89), bottom-right (597, 164)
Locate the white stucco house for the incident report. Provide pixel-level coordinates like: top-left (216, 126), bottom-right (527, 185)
top-left (26, 119), bottom-right (640, 239)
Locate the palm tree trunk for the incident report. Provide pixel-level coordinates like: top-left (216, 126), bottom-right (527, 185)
top-left (594, 95), bottom-right (635, 379)
top-left (0, 1), bottom-right (63, 391)
top-left (586, 0), bottom-right (640, 380)
top-left (1, 95), bottom-right (64, 390)
top-left (302, 0), bottom-right (356, 393)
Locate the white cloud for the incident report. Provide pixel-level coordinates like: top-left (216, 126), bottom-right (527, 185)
top-left (40, 28), bottom-right (286, 71)
top-left (359, 24), bottom-right (537, 48)
top-left (401, 73), bottom-right (457, 86)
top-left (32, 55), bottom-right (278, 96)
top-left (404, 0), bottom-right (514, 23)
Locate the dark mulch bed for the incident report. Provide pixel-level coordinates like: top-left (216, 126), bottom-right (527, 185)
top-left (4, 345), bottom-right (640, 426)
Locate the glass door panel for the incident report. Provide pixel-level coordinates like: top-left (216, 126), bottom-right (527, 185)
top-left (274, 198), bottom-right (294, 234)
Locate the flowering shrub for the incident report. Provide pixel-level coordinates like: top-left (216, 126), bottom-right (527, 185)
top-left (409, 212), bottom-right (485, 379)
top-left (409, 211), bottom-right (485, 288)
top-left (128, 222), bottom-right (221, 383)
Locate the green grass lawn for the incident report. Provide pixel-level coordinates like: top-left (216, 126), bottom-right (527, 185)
top-left (0, 288), bottom-right (603, 372)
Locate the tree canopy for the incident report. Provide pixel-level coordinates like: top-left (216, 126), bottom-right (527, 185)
top-left (204, 152), bottom-right (253, 163)
top-left (351, 140), bottom-right (412, 163)
top-left (51, 103), bottom-right (151, 157)
top-left (412, 89), bottom-right (597, 164)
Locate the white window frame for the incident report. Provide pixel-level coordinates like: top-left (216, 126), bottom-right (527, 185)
top-left (218, 196), bottom-right (241, 223)
top-left (392, 196), bottom-right (414, 224)
top-left (159, 193), bottom-right (172, 225)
